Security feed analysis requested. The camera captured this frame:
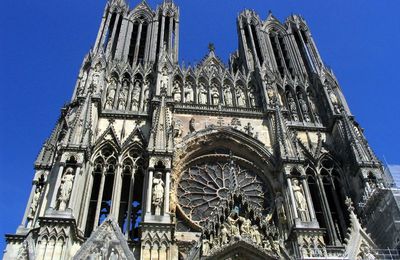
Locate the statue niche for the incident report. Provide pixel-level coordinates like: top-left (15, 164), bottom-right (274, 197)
top-left (105, 78), bottom-right (118, 110)
top-left (172, 80), bottom-right (182, 102)
top-left (131, 80), bottom-right (141, 111)
top-left (57, 167), bottom-right (75, 211)
top-left (198, 82), bottom-right (208, 104)
top-left (152, 172), bottom-right (165, 215)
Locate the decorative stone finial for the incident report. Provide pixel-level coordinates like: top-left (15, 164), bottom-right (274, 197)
top-left (208, 42), bottom-right (215, 53)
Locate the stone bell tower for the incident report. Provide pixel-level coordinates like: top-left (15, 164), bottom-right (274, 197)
top-left (4, 0), bottom-right (400, 259)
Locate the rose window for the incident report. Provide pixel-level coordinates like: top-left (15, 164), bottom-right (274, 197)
top-left (177, 155), bottom-right (270, 229)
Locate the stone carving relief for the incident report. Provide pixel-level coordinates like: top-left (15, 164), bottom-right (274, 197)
top-left (57, 167), bottom-right (75, 211)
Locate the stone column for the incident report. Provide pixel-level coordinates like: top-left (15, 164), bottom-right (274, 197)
top-left (49, 163), bottom-right (65, 209)
top-left (111, 163), bottom-right (123, 218)
top-left (158, 15), bottom-right (166, 54)
top-left (287, 178), bottom-right (299, 219)
top-left (174, 20), bottom-right (179, 63)
top-left (168, 17), bottom-right (174, 56)
top-left (301, 177), bottom-right (316, 221)
top-left (133, 21), bottom-right (143, 64)
top-left (316, 176), bottom-right (340, 245)
top-left (146, 170), bottom-right (154, 214)
top-left (93, 167), bottom-right (107, 231)
top-left (125, 167), bottom-right (136, 238)
top-left (247, 23), bottom-right (260, 68)
top-left (164, 171), bottom-right (171, 214)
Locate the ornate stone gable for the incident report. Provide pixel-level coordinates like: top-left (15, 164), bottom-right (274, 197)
top-left (73, 217), bottom-right (135, 260)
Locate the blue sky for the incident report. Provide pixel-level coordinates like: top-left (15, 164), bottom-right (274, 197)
top-left (1, 0), bottom-right (399, 252)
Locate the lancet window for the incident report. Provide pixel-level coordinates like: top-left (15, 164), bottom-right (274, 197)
top-left (118, 149), bottom-right (144, 241)
top-left (84, 145), bottom-right (117, 237)
top-left (306, 159), bottom-right (349, 245)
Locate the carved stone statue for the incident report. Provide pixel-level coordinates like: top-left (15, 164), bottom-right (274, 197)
top-left (287, 93), bottom-right (299, 121)
top-left (142, 81), bottom-right (149, 111)
top-left (198, 83), bottom-right (207, 104)
top-left (292, 179), bottom-right (308, 221)
top-left (58, 167), bottom-right (75, 211)
top-left (224, 87), bottom-right (233, 106)
top-left (211, 87), bottom-right (219, 106)
top-left (173, 81), bottom-right (181, 102)
top-left (160, 67), bottom-right (169, 92)
top-left (28, 187), bottom-right (41, 220)
top-left (275, 192), bottom-right (287, 223)
top-left (247, 48), bottom-right (254, 70)
top-left (189, 118), bottom-right (196, 133)
top-left (152, 173), bottom-right (164, 215)
top-left (220, 224), bottom-right (229, 244)
top-left (202, 237), bottom-right (210, 256)
top-left (184, 82), bottom-right (194, 103)
top-left (236, 89), bottom-right (246, 107)
top-left (90, 64), bottom-right (103, 94)
top-left (88, 247), bottom-right (102, 260)
top-left (131, 81), bottom-right (141, 111)
top-left (105, 78), bottom-right (117, 110)
top-left (249, 91), bottom-right (256, 107)
top-left (328, 89), bottom-right (340, 113)
top-left (251, 225), bottom-right (262, 245)
top-left (108, 248), bottom-right (119, 260)
top-left (227, 211), bottom-right (240, 237)
top-left (118, 84), bottom-right (128, 110)
top-left (240, 217), bottom-right (251, 235)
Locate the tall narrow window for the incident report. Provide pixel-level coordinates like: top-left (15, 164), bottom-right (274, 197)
top-left (84, 164), bottom-right (102, 237)
top-left (84, 146), bottom-right (117, 237)
top-left (278, 36), bottom-right (293, 78)
top-left (269, 34), bottom-right (284, 78)
top-left (128, 22), bottom-right (139, 66)
top-left (104, 13), bottom-right (117, 51)
top-left (294, 29), bottom-right (313, 73)
top-left (137, 23), bottom-right (148, 65)
top-left (251, 24), bottom-right (263, 65)
top-left (111, 16), bottom-right (123, 59)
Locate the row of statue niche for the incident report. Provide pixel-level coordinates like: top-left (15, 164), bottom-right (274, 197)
top-left (104, 78), bottom-right (150, 112)
top-left (266, 85), bottom-right (320, 123)
top-left (87, 247), bottom-right (120, 260)
top-left (202, 207), bottom-right (280, 256)
top-left (172, 81), bottom-right (258, 108)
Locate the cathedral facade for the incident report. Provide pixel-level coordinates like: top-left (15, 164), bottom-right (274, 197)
top-left (4, 0), bottom-right (399, 259)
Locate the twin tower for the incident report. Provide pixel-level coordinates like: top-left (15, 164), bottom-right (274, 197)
top-left (4, 0), bottom-right (397, 259)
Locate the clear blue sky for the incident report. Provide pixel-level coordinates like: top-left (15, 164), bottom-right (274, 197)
top-left (1, 0), bottom-right (399, 252)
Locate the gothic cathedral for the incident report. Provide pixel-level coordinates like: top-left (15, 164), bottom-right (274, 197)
top-left (4, 0), bottom-right (398, 259)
